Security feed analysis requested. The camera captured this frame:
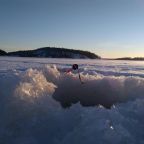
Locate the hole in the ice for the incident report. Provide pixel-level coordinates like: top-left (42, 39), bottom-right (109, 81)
top-left (52, 77), bottom-right (144, 109)
top-left (52, 93), bottom-right (120, 109)
top-left (52, 88), bottom-right (125, 109)
top-left (52, 91), bottom-right (137, 109)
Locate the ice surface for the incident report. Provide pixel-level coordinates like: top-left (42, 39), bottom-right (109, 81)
top-left (1, 57), bottom-right (144, 144)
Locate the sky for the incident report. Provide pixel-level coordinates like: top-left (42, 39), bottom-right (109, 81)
top-left (0, 0), bottom-right (144, 58)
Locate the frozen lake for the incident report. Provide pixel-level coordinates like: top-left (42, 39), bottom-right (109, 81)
top-left (1, 57), bottom-right (144, 144)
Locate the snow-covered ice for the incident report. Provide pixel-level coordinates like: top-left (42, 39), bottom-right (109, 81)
top-left (1, 56), bottom-right (144, 144)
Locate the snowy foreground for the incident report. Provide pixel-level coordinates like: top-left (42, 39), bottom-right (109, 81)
top-left (1, 57), bottom-right (144, 144)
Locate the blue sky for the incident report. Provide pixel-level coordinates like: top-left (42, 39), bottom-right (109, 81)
top-left (0, 0), bottom-right (144, 58)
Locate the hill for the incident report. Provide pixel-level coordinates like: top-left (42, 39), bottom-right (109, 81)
top-left (0, 49), bottom-right (7, 56)
top-left (7, 47), bottom-right (100, 59)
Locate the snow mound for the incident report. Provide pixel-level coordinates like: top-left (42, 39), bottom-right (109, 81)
top-left (15, 68), bottom-right (57, 102)
top-left (42, 64), bottom-right (60, 83)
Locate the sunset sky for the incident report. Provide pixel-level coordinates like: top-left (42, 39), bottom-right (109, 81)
top-left (1, 0), bottom-right (144, 58)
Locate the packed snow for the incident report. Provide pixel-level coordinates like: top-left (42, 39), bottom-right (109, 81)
top-left (1, 56), bottom-right (144, 144)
